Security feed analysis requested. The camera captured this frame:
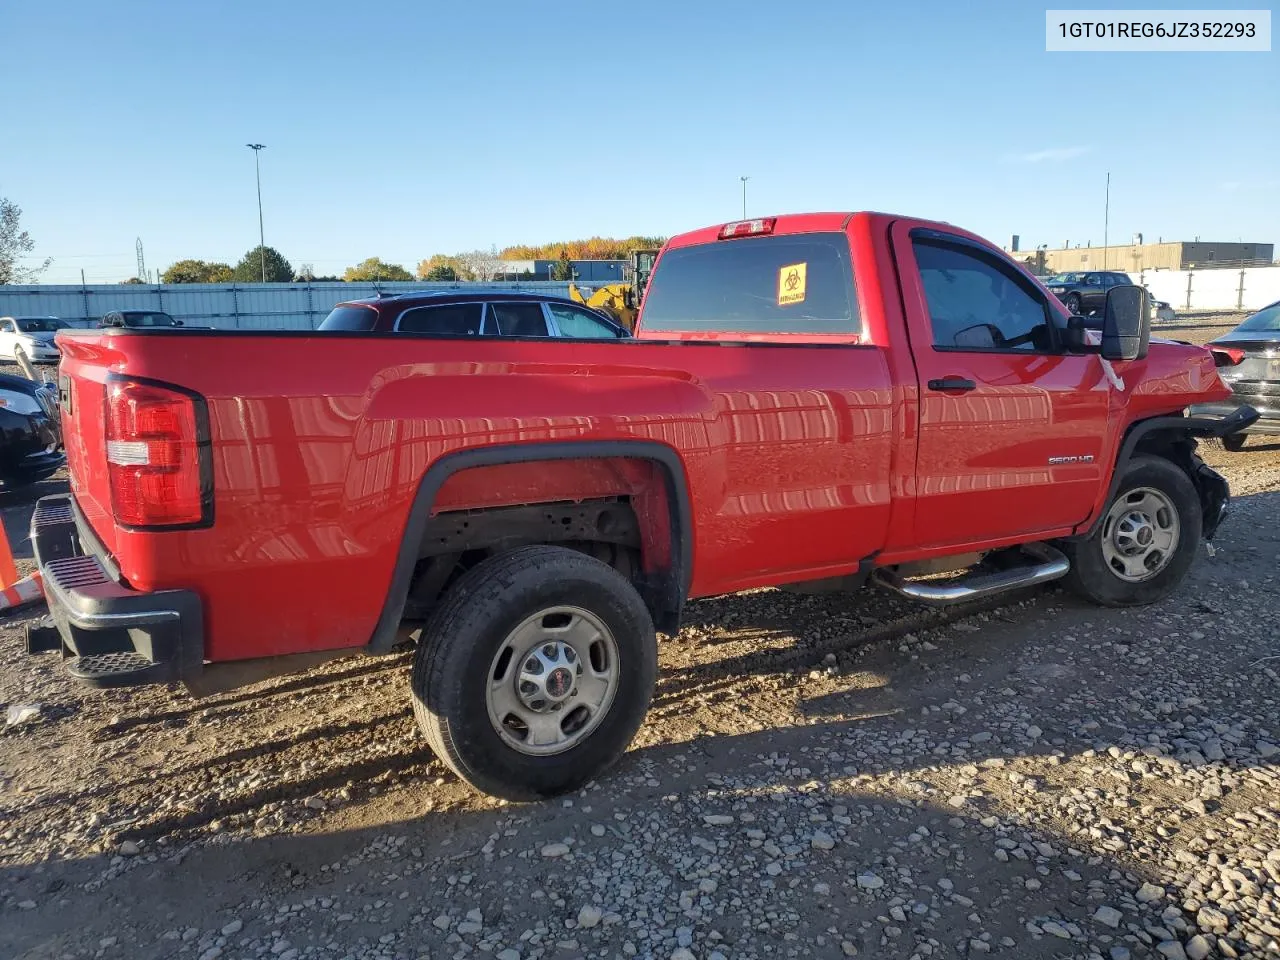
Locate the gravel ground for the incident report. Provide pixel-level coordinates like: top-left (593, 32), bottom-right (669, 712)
top-left (2, 332), bottom-right (1278, 960)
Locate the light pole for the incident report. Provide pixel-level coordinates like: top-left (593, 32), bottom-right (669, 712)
top-left (246, 144), bottom-right (267, 282)
top-left (1103, 171), bottom-right (1110, 271)
top-left (740, 176), bottom-right (749, 219)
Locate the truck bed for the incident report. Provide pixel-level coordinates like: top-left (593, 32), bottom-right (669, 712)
top-left (56, 328), bottom-right (896, 662)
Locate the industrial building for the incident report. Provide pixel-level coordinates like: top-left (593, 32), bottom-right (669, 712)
top-left (1004, 235), bottom-right (1274, 275)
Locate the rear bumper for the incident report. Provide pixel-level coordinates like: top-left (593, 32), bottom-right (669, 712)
top-left (28, 494), bottom-right (204, 688)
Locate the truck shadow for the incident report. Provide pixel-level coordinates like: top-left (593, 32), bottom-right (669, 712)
top-left (2, 493), bottom-right (1275, 957)
top-left (3, 707), bottom-right (1273, 960)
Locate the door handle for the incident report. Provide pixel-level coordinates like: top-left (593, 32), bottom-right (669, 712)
top-left (927, 377), bottom-right (977, 392)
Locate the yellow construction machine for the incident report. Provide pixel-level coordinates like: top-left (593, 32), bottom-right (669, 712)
top-left (567, 249), bottom-right (659, 333)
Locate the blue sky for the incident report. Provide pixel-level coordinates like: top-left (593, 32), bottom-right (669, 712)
top-left (6, 0), bottom-right (1277, 283)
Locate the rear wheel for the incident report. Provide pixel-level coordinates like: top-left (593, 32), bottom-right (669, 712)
top-left (410, 545), bottom-right (657, 801)
top-left (1061, 455), bottom-right (1201, 607)
top-left (1221, 433), bottom-right (1248, 452)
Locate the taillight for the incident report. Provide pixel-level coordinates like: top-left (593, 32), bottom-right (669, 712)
top-left (719, 218), bottom-right (776, 239)
top-left (1209, 346), bottom-right (1246, 367)
top-left (105, 378), bottom-right (211, 528)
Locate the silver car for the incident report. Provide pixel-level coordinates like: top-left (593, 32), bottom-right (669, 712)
top-left (0, 316), bottom-right (69, 364)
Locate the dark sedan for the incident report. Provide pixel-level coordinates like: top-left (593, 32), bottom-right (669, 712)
top-left (1042, 271), bottom-right (1135, 315)
top-left (1189, 300), bottom-right (1280, 450)
top-left (0, 372), bottom-right (63, 488)
top-left (318, 292), bottom-right (629, 338)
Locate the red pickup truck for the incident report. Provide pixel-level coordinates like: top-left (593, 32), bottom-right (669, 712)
top-left (30, 212), bottom-right (1255, 800)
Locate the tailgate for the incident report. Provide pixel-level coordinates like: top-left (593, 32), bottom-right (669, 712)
top-left (55, 333), bottom-right (121, 558)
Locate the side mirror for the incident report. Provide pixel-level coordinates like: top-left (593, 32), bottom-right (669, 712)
top-left (173, 319), bottom-right (184, 326)
top-left (1100, 285), bottom-right (1150, 361)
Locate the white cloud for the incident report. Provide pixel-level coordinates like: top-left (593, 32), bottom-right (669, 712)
top-left (1004, 146), bottom-right (1092, 163)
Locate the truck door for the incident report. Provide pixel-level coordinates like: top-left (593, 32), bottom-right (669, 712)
top-left (891, 224), bottom-right (1111, 549)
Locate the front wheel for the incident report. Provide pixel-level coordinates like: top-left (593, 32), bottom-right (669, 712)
top-left (411, 545), bottom-right (657, 801)
top-left (1061, 455), bottom-right (1201, 607)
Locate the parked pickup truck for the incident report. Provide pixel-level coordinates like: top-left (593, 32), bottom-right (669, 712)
top-left (29, 212), bottom-right (1256, 800)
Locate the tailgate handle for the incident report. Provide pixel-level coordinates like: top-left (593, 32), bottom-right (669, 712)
top-left (927, 377), bottom-right (977, 392)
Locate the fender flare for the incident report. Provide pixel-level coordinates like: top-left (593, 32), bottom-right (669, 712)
top-left (1083, 405), bottom-right (1258, 540)
top-left (366, 440), bottom-right (694, 653)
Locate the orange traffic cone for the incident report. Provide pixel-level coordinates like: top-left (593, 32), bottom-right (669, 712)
top-left (0, 571), bottom-right (43, 612)
top-left (0, 516), bottom-right (44, 612)
top-left (0, 515), bottom-right (16, 589)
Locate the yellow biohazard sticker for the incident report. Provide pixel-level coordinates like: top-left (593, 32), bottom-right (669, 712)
top-left (777, 262), bottom-right (807, 306)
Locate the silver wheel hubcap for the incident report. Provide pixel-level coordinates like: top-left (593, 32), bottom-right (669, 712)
top-left (1100, 486), bottom-right (1180, 583)
top-left (486, 606), bottom-right (619, 756)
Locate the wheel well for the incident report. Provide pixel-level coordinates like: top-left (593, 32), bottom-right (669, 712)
top-left (1098, 423), bottom-right (1225, 540)
top-left (1131, 430), bottom-right (1196, 471)
top-left (365, 442), bottom-right (691, 655)
top-left (405, 498), bottom-right (643, 617)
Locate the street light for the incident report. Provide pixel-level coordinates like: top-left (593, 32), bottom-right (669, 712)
top-left (740, 176), bottom-right (749, 219)
top-left (246, 143), bottom-right (267, 282)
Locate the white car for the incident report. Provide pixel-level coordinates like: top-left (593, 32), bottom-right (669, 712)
top-left (0, 316), bottom-right (69, 364)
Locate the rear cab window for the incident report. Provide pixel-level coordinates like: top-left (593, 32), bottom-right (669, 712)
top-left (638, 231), bottom-right (860, 339)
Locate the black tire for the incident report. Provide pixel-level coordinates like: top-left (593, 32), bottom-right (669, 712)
top-left (1221, 433), bottom-right (1247, 452)
top-left (410, 545), bottom-right (656, 801)
top-left (1064, 293), bottom-right (1082, 314)
top-left (1061, 455), bottom-right (1201, 607)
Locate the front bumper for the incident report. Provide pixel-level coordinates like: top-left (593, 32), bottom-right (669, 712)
top-left (27, 495), bottom-right (204, 688)
top-left (1189, 399), bottom-right (1280, 435)
top-left (0, 407), bottom-right (63, 483)
top-left (19, 343), bottom-right (61, 363)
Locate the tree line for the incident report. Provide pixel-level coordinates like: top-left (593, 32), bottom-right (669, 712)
top-left (158, 237), bottom-right (668, 285)
top-left (1, 198), bottom-right (666, 287)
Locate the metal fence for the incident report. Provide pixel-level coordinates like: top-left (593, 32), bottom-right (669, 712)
top-left (0, 281), bottom-right (581, 330)
top-left (1138, 265), bottom-right (1280, 313)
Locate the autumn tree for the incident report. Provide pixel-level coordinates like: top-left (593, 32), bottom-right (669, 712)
top-left (343, 257), bottom-right (413, 282)
top-left (501, 236), bottom-right (665, 261)
top-left (0, 197), bottom-right (51, 284)
top-left (162, 259), bottom-right (234, 283)
top-left (232, 245), bottom-right (294, 283)
top-left (416, 254), bottom-right (468, 280)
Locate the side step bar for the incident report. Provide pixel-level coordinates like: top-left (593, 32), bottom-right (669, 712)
top-left (874, 543), bottom-right (1069, 606)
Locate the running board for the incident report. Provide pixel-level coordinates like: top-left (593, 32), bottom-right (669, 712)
top-left (873, 543), bottom-right (1069, 606)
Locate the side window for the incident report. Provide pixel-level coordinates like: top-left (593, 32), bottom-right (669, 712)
top-left (1084, 274), bottom-right (1104, 287)
top-left (912, 238), bottom-right (1056, 353)
top-left (547, 303), bottom-right (622, 338)
top-left (0, 320), bottom-right (13, 333)
top-left (397, 303), bottom-right (482, 335)
top-left (486, 303), bottom-right (549, 337)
